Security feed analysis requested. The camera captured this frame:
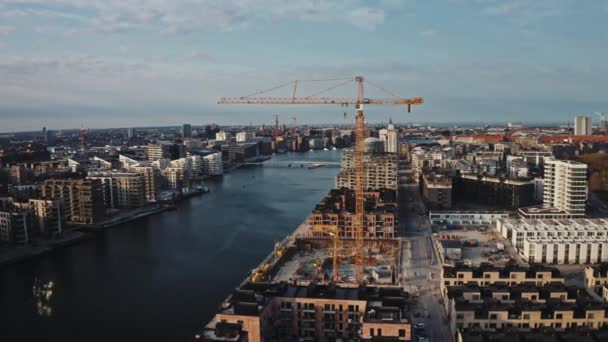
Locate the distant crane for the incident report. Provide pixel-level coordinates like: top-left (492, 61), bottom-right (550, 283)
top-left (219, 76), bottom-right (423, 283)
top-left (595, 112), bottom-right (606, 130)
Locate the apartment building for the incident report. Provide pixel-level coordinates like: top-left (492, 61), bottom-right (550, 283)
top-left (575, 115), bottom-right (593, 136)
top-left (411, 147), bottom-right (451, 183)
top-left (429, 211), bottom-right (509, 226)
top-left (130, 165), bottom-right (162, 202)
top-left (42, 179), bottom-right (104, 224)
top-left (496, 218), bottom-right (608, 264)
top-left (201, 282), bottom-right (413, 342)
top-left (202, 152), bottom-right (223, 176)
top-left (452, 174), bottom-right (536, 209)
top-left (162, 167), bottom-right (187, 190)
top-left (87, 171), bottom-right (146, 209)
top-left (446, 282), bottom-right (608, 335)
top-left (584, 263), bottom-right (608, 304)
top-left (335, 149), bottom-right (398, 190)
top-left (441, 263), bottom-right (564, 295)
top-left (28, 198), bottom-right (66, 237)
top-left (543, 158), bottom-right (588, 217)
top-left (236, 131), bottom-right (255, 143)
top-left (215, 131), bottom-right (231, 142)
top-left (422, 173), bottom-right (452, 210)
top-left (0, 204), bottom-right (34, 244)
top-left (309, 188), bottom-right (397, 239)
top-left (146, 142), bottom-right (186, 161)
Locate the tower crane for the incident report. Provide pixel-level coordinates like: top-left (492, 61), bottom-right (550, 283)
top-left (219, 76), bottom-right (423, 283)
top-left (311, 224), bottom-right (341, 282)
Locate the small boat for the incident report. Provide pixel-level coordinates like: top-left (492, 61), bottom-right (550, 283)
top-left (332, 147), bottom-right (337, 150)
top-left (324, 148), bottom-right (329, 151)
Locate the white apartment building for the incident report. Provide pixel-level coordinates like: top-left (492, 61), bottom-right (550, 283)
top-left (379, 121), bottom-right (398, 153)
top-left (497, 218), bottom-right (608, 264)
top-left (215, 131), bottom-right (231, 141)
top-left (543, 158), bottom-right (587, 217)
top-left (202, 152), bottom-right (223, 176)
top-left (575, 115), bottom-right (592, 136)
top-left (236, 131), bottom-right (255, 143)
top-left (335, 149), bottom-right (398, 190)
top-left (429, 211), bottom-right (510, 226)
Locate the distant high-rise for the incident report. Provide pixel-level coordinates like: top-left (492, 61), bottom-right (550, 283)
top-left (127, 127), bottom-right (135, 139)
top-left (182, 124), bottom-right (192, 138)
top-left (543, 158), bottom-right (587, 217)
top-left (597, 112), bottom-right (607, 130)
top-left (574, 115), bottom-right (592, 135)
top-left (379, 119), bottom-right (398, 153)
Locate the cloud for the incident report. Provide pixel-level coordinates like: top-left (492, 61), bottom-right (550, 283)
top-left (0, 25), bottom-right (15, 35)
top-left (480, 0), bottom-right (569, 19)
top-left (346, 7), bottom-right (385, 31)
top-left (419, 29), bottom-right (437, 37)
top-left (0, 0), bottom-right (389, 34)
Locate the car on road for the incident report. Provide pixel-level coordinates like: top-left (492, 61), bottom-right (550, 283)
top-left (413, 323), bottom-right (425, 330)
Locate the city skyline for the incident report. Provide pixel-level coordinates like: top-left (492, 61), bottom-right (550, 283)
top-left (1, 0), bottom-right (608, 130)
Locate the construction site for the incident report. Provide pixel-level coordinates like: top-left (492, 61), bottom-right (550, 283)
top-left (198, 76), bottom-right (423, 342)
top-left (221, 76), bottom-right (420, 288)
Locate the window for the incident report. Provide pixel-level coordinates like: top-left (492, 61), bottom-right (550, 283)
top-left (399, 329), bottom-right (406, 337)
top-left (556, 313), bottom-right (563, 319)
top-left (523, 314), bottom-right (530, 319)
top-left (370, 328), bottom-right (374, 336)
top-left (378, 329), bottom-right (382, 336)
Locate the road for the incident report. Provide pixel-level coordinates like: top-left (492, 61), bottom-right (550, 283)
top-left (398, 165), bottom-right (453, 342)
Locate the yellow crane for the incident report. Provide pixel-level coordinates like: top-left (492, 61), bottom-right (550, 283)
top-left (219, 76), bottom-right (423, 283)
top-left (311, 224), bottom-right (341, 282)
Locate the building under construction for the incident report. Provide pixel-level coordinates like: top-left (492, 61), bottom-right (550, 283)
top-left (201, 76), bottom-right (422, 341)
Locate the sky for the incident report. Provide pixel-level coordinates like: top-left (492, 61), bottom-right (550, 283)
top-left (0, 0), bottom-right (607, 132)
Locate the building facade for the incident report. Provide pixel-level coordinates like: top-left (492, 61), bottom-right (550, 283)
top-left (379, 120), bottom-right (398, 153)
top-left (42, 179), bottom-right (104, 224)
top-left (543, 158), bottom-right (587, 217)
top-left (452, 174), bottom-right (536, 209)
top-left (201, 282), bottom-right (413, 342)
top-left (429, 211), bottom-right (510, 226)
top-left (574, 115), bottom-right (592, 136)
top-left (497, 218), bottom-right (608, 264)
top-left (0, 206), bottom-right (33, 244)
top-left (28, 198), bottom-right (66, 237)
top-left (202, 152), bottom-right (224, 176)
top-left (335, 150), bottom-right (398, 191)
top-left (422, 174), bottom-right (452, 210)
top-left (87, 171), bottom-right (146, 209)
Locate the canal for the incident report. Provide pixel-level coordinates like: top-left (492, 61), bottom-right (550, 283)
top-left (0, 150), bottom-right (341, 341)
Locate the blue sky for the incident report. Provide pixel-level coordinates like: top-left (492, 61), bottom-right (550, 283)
top-left (0, 0), bottom-right (607, 131)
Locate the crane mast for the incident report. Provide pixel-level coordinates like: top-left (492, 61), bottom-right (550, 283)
top-left (219, 76), bottom-right (423, 283)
